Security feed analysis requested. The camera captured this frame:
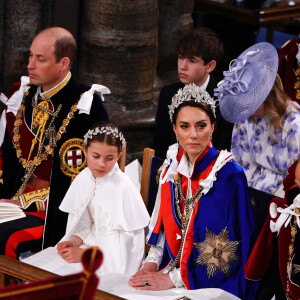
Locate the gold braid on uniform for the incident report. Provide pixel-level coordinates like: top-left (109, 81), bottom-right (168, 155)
top-left (295, 63), bottom-right (300, 101)
top-left (169, 173), bottom-right (203, 271)
top-left (19, 187), bottom-right (50, 211)
top-left (12, 92), bottom-right (82, 200)
top-left (286, 217), bottom-right (297, 300)
top-left (27, 99), bottom-right (55, 162)
top-left (292, 264), bottom-right (300, 277)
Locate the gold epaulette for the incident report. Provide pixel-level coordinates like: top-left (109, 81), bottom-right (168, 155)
top-left (19, 187), bottom-right (50, 211)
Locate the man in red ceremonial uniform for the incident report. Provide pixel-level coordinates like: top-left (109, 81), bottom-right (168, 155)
top-left (0, 27), bottom-right (109, 258)
top-left (244, 159), bottom-right (300, 299)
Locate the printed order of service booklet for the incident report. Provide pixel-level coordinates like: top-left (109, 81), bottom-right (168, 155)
top-left (22, 247), bottom-right (240, 300)
top-left (0, 202), bottom-right (25, 224)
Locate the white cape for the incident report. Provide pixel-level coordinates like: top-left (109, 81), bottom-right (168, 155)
top-left (59, 164), bottom-right (150, 275)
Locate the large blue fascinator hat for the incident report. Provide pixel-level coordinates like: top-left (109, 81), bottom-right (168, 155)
top-left (214, 42), bottom-right (278, 123)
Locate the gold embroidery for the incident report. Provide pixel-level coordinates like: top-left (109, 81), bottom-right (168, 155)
top-left (169, 173), bottom-right (203, 271)
top-left (43, 72), bottom-right (71, 100)
top-left (36, 200), bottom-right (44, 212)
top-left (286, 218), bottom-right (297, 300)
top-left (12, 93), bottom-right (81, 200)
top-left (194, 227), bottom-right (240, 278)
top-left (59, 138), bottom-right (87, 182)
top-left (32, 100), bottom-right (50, 130)
top-left (292, 264), bottom-right (300, 277)
top-left (13, 96), bottom-right (59, 168)
top-left (28, 100), bottom-right (52, 162)
top-left (19, 187), bottom-right (49, 210)
top-left (156, 170), bottom-right (161, 184)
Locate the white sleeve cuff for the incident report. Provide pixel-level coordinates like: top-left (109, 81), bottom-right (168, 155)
top-left (143, 246), bottom-right (163, 267)
top-left (169, 267), bottom-right (184, 288)
top-left (73, 228), bottom-right (90, 242)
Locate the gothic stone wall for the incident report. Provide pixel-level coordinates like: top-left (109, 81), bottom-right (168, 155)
top-left (0, 0), bottom-right (194, 162)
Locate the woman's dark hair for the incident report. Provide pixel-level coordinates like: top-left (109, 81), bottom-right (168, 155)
top-left (84, 121), bottom-right (123, 153)
top-left (171, 101), bottom-right (216, 125)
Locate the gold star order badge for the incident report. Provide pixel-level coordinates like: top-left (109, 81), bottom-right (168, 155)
top-left (194, 227), bottom-right (240, 278)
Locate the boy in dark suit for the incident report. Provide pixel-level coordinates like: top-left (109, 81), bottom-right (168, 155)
top-left (154, 27), bottom-right (233, 158)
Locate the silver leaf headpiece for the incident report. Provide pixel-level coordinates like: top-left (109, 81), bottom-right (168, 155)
top-left (83, 126), bottom-right (126, 149)
top-left (168, 83), bottom-right (217, 122)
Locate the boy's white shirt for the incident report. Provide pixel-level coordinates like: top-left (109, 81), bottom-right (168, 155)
top-left (200, 74), bottom-right (210, 91)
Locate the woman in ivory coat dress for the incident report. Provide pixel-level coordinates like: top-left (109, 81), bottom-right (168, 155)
top-left (57, 122), bottom-right (150, 275)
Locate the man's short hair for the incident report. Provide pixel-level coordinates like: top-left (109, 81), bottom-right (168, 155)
top-left (177, 27), bottom-right (224, 65)
top-left (39, 27), bottom-right (77, 66)
top-left (54, 35), bottom-right (77, 66)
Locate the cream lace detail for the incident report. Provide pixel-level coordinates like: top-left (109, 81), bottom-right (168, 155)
top-left (144, 246), bottom-right (163, 266)
top-left (96, 205), bottom-right (114, 233)
top-left (169, 268), bottom-right (184, 288)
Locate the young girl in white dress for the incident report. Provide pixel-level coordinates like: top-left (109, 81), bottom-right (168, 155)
top-left (57, 122), bottom-right (150, 275)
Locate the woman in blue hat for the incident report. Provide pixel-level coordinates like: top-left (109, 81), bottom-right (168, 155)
top-left (215, 42), bottom-right (300, 198)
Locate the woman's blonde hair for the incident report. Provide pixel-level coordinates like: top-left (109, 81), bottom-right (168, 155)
top-left (264, 74), bottom-right (293, 131)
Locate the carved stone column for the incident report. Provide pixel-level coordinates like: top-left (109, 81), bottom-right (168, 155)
top-left (0, 0), bottom-right (51, 92)
top-left (78, 0), bottom-right (158, 161)
top-left (156, 0), bottom-right (194, 87)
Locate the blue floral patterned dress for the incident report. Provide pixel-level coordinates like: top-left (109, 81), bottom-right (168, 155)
top-left (231, 103), bottom-right (300, 197)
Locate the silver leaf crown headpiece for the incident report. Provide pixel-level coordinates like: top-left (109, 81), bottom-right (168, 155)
top-left (83, 126), bottom-right (126, 149)
top-left (168, 83), bottom-right (217, 122)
